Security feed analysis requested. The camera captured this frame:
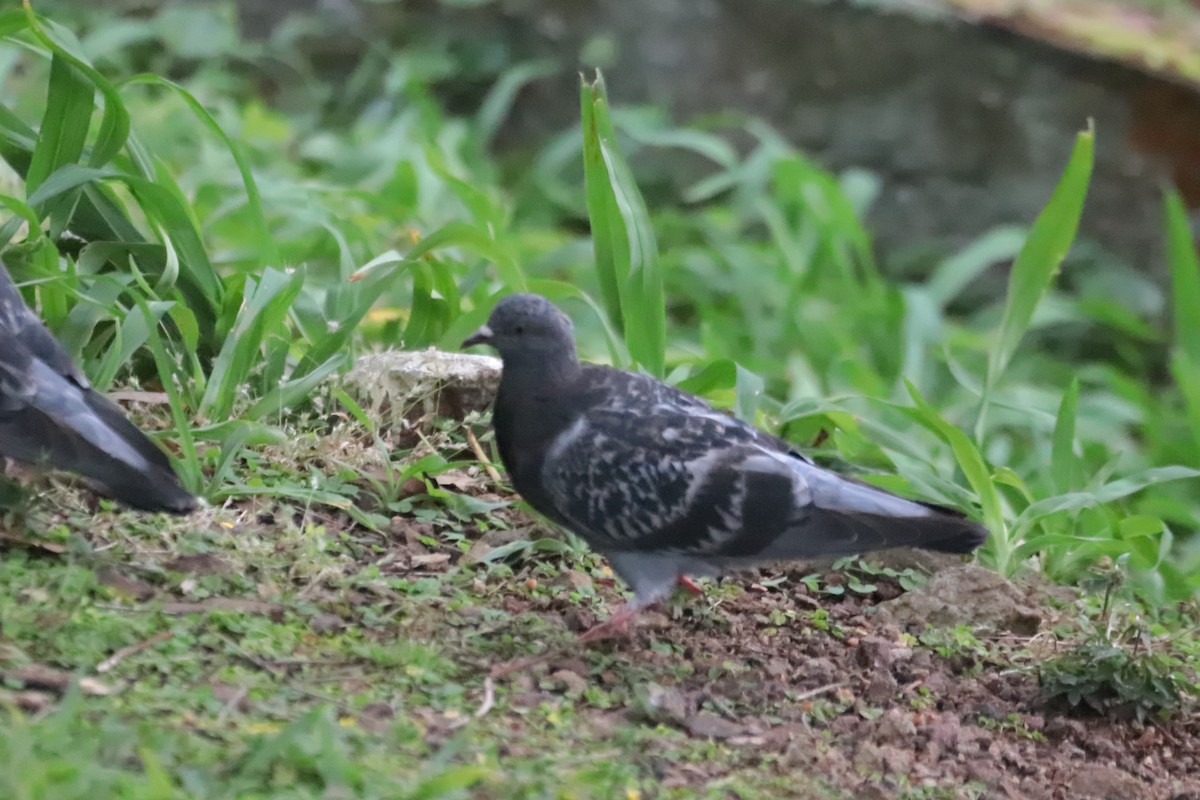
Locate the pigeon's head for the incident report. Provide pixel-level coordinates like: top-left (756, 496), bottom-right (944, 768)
top-left (462, 294), bottom-right (576, 366)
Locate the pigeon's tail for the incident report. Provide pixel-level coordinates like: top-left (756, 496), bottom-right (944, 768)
top-left (750, 504), bottom-right (988, 562)
top-left (77, 390), bottom-right (198, 514)
top-left (0, 366), bottom-right (196, 514)
top-left (765, 459), bottom-right (989, 558)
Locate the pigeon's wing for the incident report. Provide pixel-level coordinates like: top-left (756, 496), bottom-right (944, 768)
top-left (0, 262), bottom-right (196, 513)
top-left (540, 367), bottom-right (796, 552)
top-left (0, 266), bottom-right (88, 386)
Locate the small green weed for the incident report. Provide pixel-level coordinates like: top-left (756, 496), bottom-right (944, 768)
top-left (1039, 637), bottom-right (1189, 721)
top-left (1040, 561), bottom-right (1194, 720)
top-left (974, 711), bottom-right (1047, 741)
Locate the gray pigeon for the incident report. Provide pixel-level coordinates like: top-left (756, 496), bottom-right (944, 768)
top-left (0, 260), bottom-right (196, 513)
top-left (464, 294), bottom-right (987, 637)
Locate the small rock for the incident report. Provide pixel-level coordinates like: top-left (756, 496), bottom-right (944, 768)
top-left (853, 742), bottom-right (898, 775)
top-left (96, 568), bottom-right (156, 601)
top-left (803, 656), bottom-right (839, 685)
top-left (876, 708), bottom-right (917, 745)
top-left (210, 682), bottom-right (251, 711)
top-left (166, 554), bottom-right (230, 575)
top-left (640, 683), bottom-right (688, 724)
top-left (308, 613), bottom-right (344, 634)
top-left (864, 670), bottom-right (899, 703)
top-left (1070, 765), bottom-right (1147, 800)
top-left (564, 570), bottom-right (593, 591)
top-left (685, 711), bottom-right (744, 739)
top-left (856, 636), bottom-right (895, 670)
top-left (964, 758), bottom-right (1004, 785)
top-left (928, 716), bottom-right (963, 758)
top-left (358, 702), bottom-right (395, 733)
top-left (343, 350), bottom-right (501, 427)
top-left (549, 669), bottom-right (588, 697)
top-left (765, 657), bottom-right (792, 679)
top-left (876, 565), bottom-right (1041, 635)
top-left (548, 657), bottom-right (589, 678)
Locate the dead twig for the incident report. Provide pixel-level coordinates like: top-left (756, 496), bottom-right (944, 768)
top-left (793, 680), bottom-right (847, 703)
top-left (465, 427), bottom-right (502, 484)
top-left (97, 631), bottom-right (173, 673)
top-left (474, 677), bottom-right (496, 719)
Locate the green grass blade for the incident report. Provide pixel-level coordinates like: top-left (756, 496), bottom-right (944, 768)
top-left (133, 295), bottom-right (200, 493)
top-left (903, 380), bottom-right (1006, 569)
top-left (119, 173), bottom-right (222, 326)
top-left (25, 163), bottom-right (110, 210)
top-left (1164, 187), bottom-right (1200, 363)
top-left (1171, 351), bottom-right (1200, 452)
top-left (581, 72), bottom-right (625, 333)
top-left (200, 267), bottom-right (305, 420)
top-left (407, 221), bottom-right (524, 290)
top-left (926, 226), bottom-right (1026, 309)
top-left (123, 73), bottom-right (278, 270)
top-left (1050, 377), bottom-right (1081, 494)
top-left (1010, 466), bottom-right (1200, 555)
top-left (244, 354), bottom-right (346, 422)
top-left (25, 53), bottom-right (92, 195)
top-left (580, 71), bottom-right (664, 376)
top-left (476, 59), bottom-right (557, 149)
top-left (980, 124), bottom-right (1093, 436)
top-left (22, 9), bottom-right (130, 168)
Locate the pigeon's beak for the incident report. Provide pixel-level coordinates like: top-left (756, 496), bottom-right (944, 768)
top-left (462, 324), bottom-right (494, 349)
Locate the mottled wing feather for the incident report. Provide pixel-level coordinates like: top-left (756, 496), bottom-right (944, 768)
top-left (541, 366), bottom-right (798, 553)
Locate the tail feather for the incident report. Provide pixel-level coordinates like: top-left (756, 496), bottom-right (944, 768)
top-left (756, 506), bottom-right (988, 561)
top-left (0, 384), bottom-right (196, 514)
top-left (780, 457), bottom-right (989, 555)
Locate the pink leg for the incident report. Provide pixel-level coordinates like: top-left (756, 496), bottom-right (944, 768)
top-left (491, 577), bottom-right (702, 676)
top-left (578, 602), bottom-right (643, 643)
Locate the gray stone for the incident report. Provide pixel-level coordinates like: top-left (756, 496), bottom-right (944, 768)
top-left (342, 349), bottom-right (500, 427)
top-left (876, 564), bottom-right (1042, 635)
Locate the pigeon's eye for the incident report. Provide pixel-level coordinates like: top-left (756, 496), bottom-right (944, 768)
top-left (514, 325), bottom-right (525, 335)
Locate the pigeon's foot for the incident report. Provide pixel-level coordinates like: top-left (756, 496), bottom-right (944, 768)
top-left (676, 575), bottom-right (704, 596)
top-left (489, 652), bottom-right (552, 678)
top-left (578, 602), bottom-right (644, 643)
top-left (490, 597), bottom-right (666, 677)
top-left (489, 608), bottom-right (635, 677)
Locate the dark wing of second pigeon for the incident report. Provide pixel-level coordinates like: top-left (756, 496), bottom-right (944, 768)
top-left (0, 263), bottom-right (196, 513)
top-left (540, 365), bottom-right (985, 563)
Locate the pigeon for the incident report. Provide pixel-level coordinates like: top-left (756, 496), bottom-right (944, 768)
top-left (464, 293), bottom-right (988, 638)
top-left (0, 259), bottom-right (197, 513)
